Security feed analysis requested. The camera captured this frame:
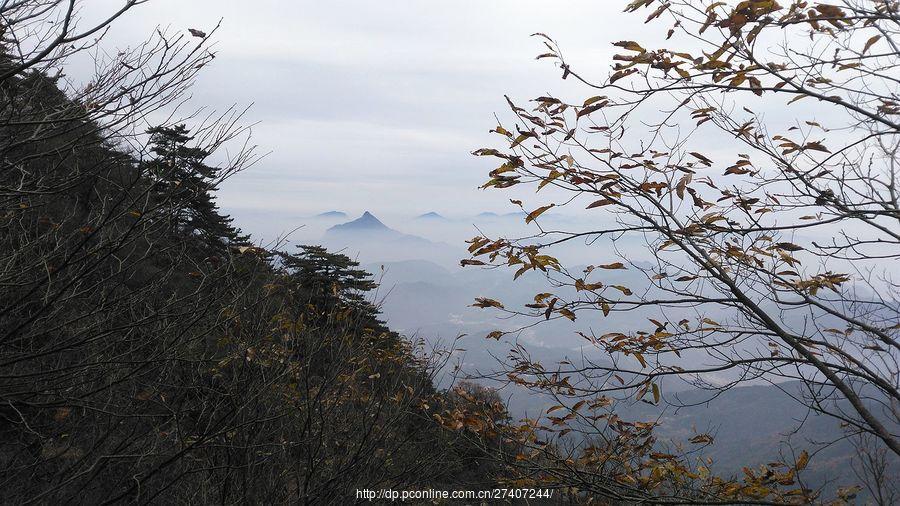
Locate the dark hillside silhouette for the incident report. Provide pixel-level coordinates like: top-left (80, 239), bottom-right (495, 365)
top-left (0, 3), bottom-right (509, 502)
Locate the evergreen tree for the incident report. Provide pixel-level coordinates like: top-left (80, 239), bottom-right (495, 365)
top-left (277, 245), bottom-right (389, 335)
top-left (143, 125), bottom-right (247, 250)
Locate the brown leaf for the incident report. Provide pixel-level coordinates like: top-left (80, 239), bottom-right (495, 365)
top-left (610, 68), bottom-right (638, 84)
top-left (795, 450), bottom-right (809, 471)
top-left (611, 285), bottom-right (632, 296)
top-left (577, 101), bottom-right (608, 118)
top-left (586, 199), bottom-right (614, 209)
top-left (525, 204), bottom-right (554, 224)
top-left (803, 141), bottom-right (830, 153)
top-left (54, 407), bottom-right (71, 423)
top-left (472, 297), bottom-right (504, 309)
top-left (689, 152), bottom-right (713, 166)
top-left (613, 40), bottom-right (646, 53)
top-left (583, 95), bottom-right (608, 107)
top-left (690, 433), bottom-right (714, 444)
top-left (559, 308), bottom-right (577, 321)
top-left (776, 242), bottom-right (804, 252)
top-left (863, 35), bottom-right (880, 54)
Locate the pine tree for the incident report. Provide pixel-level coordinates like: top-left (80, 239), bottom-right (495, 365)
top-left (277, 245), bottom-right (389, 335)
top-left (143, 125), bottom-right (247, 250)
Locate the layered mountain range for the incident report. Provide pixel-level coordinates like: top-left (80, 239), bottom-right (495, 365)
top-left (320, 212), bottom-right (460, 265)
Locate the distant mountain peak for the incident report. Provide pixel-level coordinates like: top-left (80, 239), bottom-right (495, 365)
top-left (358, 211), bottom-right (383, 224)
top-left (327, 211), bottom-right (391, 233)
top-left (316, 210), bottom-right (347, 219)
top-left (416, 211), bottom-right (445, 220)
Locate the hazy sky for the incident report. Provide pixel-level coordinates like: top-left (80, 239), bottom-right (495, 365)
top-left (79, 1), bottom-right (646, 222)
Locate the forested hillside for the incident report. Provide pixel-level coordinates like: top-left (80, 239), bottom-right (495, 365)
top-left (0, 5), bottom-right (508, 502)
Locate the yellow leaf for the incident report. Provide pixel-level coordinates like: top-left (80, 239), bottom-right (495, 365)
top-left (634, 352), bottom-right (647, 368)
top-left (538, 170), bottom-right (563, 191)
top-left (611, 285), bottom-right (633, 296)
top-left (559, 308), bottom-right (577, 321)
top-left (511, 132), bottom-right (534, 148)
top-left (796, 450), bottom-right (809, 470)
top-left (583, 95), bottom-right (607, 107)
top-left (613, 40), bottom-right (646, 53)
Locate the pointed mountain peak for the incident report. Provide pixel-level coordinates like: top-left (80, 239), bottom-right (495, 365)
top-left (356, 211), bottom-right (384, 225)
top-left (327, 211), bottom-right (391, 233)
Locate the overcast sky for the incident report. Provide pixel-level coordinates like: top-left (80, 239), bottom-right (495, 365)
top-left (78, 1), bottom-right (647, 223)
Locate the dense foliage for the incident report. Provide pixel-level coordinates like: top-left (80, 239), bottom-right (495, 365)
top-left (465, 0), bottom-right (898, 503)
top-left (0, 2), bottom-right (506, 503)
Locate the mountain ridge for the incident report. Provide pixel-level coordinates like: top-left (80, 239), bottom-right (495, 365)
top-left (416, 211), bottom-right (446, 220)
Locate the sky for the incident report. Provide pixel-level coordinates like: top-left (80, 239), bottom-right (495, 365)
top-left (78, 1), bottom-right (646, 225)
